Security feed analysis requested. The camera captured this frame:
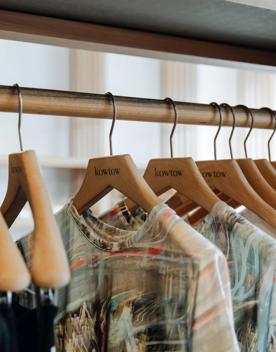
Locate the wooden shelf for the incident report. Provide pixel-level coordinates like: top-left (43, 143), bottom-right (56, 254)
top-left (0, 7), bottom-right (276, 69)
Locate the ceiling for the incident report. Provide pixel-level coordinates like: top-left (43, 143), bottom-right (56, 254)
top-left (0, 0), bottom-right (276, 51)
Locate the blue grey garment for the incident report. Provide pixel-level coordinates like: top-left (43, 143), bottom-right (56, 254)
top-left (17, 202), bottom-right (199, 352)
top-left (195, 201), bottom-right (276, 352)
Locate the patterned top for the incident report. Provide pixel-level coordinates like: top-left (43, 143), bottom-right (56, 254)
top-left (195, 201), bottom-right (276, 352)
top-left (237, 206), bottom-right (276, 238)
top-left (17, 202), bottom-right (201, 352)
top-left (100, 202), bottom-right (239, 352)
top-left (104, 201), bottom-right (276, 351)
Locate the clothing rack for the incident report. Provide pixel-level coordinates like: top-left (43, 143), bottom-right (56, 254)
top-left (0, 85), bottom-right (275, 130)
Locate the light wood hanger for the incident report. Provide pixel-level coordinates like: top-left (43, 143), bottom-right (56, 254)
top-left (174, 103), bottom-right (276, 227)
top-left (234, 105), bottom-right (276, 208)
top-left (126, 98), bottom-right (220, 213)
top-left (178, 104), bottom-right (276, 223)
top-left (73, 92), bottom-right (159, 215)
top-left (182, 192), bottom-right (233, 226)
top-left (255, 107), bottom-right (276, 189)
top-left (1, 85), bottom-right (70, 289)
top-left (195, 159), bottom-right (276, 227)
top-left (0, 213), bottom-right (31, 292)
top-left (255, 159), bottom-right (276, 189)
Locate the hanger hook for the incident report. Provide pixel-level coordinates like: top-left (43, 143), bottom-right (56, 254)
top-left (105, 92), bottom-right (117, 156)
top-left (14, 84), bottom-right (23, 151)
top-left (236, 104), bottom-right (254, 158)
top-left (165, 97), bottom-right (178, 158)
top-left (220, 103), bottom-right (236, 159)
top-left (260, 107), bottom-right (276, 162)
top-left (210, 102), bottom-right (223, 160)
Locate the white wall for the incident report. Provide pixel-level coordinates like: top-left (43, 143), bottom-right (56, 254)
top-left (0, 39), bottom-right (70, 155)
top-left (0, 39), bottom-right (71, 237)
top-left (105, 53), bottom-right (162, 166)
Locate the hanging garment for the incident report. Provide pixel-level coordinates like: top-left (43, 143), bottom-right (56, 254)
top-left (194, 201), bottom-right (276, 352)
top-left (11, 302), bottom-right (39, 352)
top-left (1, 297), bottom-right (59, 352)
top-left (0, 316), bottom-right (11, 352)
top-left (17, 202), bottom-right (203, 352)
top-left (100, 200), bottom-right (146, 230)
top-left (36, 297), bottom-right (59, 352)
top-left (100, 200), bottom-right (276, 352)
top-left (0, 303), bottom-right (18, 352)
top-left (236, 206), bottom-right (276, 237)
top-left (99, 202), bottom-right (239, 352)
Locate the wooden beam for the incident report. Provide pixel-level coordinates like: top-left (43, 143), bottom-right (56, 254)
top-left (0, 9), bottom-right (276, 69)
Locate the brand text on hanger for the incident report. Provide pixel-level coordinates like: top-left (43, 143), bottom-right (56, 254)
top-left (94, 167), bottom-right (120, 176)
top-left (154, 168), bottom-right (183, 177)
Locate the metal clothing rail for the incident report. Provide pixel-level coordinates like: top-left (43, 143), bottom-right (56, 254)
top-left (0, 85), bottom-right (275, 129)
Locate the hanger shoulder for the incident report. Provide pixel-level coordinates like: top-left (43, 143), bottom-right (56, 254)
top-left (144, 157), bottom-right (220, 212)
top-left (1, 150), bottom-right (70, 289)
top-left (237, 158), bottom-right (276, 209)
top-left (272, 161), bottom-right (276, 170)
top-left (255, 159), bottom-right (276, 189)
top-left (1, 153), bottom-right (28, 227)
top-left (0, 213), bottom-right (30, 291)
top-left (197, 159), bottom-right (276, 228)
top-left (73, 154), bottom-right (159, 214)
top-left (21, 151), bottom-right (70, 289)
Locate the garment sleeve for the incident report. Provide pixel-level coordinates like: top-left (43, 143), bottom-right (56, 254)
top-left (170, 221), bottom-right (239, 352)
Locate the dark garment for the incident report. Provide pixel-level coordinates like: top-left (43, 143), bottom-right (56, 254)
top-left (37, 300), bottom-right (58, 352)
top-left (0, 303), bottom-right (18, 352)
top-left (0, 315), bottom-right (12, 352)
top-left (13, 303), bottom-right (38, 352)
top-left (16, 243), bottom-right (58, 352)
top-left (13, 300), bottom-right (58, 352)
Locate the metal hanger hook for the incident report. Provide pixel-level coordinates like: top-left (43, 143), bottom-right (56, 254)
top-left (165, 97), bottom-right (178, 158)
top-left (260, 107), bottom-right (276, 162)
top-left (210, 102), bottom-right (223, 160)
top-left (105, 92), bottom-right (117, 156)
top-left (236, 104), bottom-right (254, 158)
top-left (14, 84), bottom-right (24, 151)
top-left (220, 103), bottom-right (236, 159)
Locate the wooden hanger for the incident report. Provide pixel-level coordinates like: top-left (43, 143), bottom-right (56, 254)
top-left (172, 103), bottom-right (276, 227)
top-left (196, 159), bottom-right (276, 226)
top-left (234, 105), bottom-right (276, 208)
top-left (0, 212), bottom-right (31, 292)
top-left (255, 159), bottom-right (276, 189)
top-left (143, 157), bottom-right (220, 211)
top-left (1, 85), bottom-right (70, 289)
top-left (181, 192), bottom-right (233, 226)
top-left (126, 98), bottom-right (220, 213)
top-left (255, 107), bottom-right (276, 189)
top-left (73, 92), bottom-right (159, 214)
top-left (236, 157), bottom-right (276, 208)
